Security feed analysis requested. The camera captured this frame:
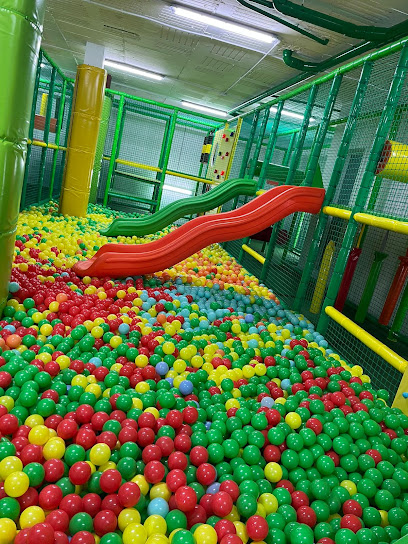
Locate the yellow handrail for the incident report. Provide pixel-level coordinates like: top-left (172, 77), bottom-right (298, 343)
top-left (242, 244), bottom-right (265, 264)
top-left (115, 158), bottom-right (162, 173)
top-left (28, 139), bottom-right (67, 151)
top-left (353, 213), bottom-right (408, 235)
top-left (323, 206), bottom-right (408, 235)
top-left (323, 206), bottom-right (352, 220)
top-left (166, 170), bottom-right (216, 185)
top-left (325, 306), bottom-right (408, 373)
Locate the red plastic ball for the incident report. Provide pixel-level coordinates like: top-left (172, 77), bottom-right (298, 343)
top-left (60, 494), bottom-right (83, 518)
top-left (175, 486), bottom-right (197, 512)
top-left (212, 492), bottom-right (233, 517)
top-left (39, 485), bottom-right (63, 510)
top-left (100, 469), bottom-right (122, 494)
top-left (196, 463), bottom-right (217, 486)
top-left (27, 523), bottom-right (55, 544)
top-left (82, 493), bottom-right (102, 518)
top-left (297, 506), bottom-right (317, 527)
top-left (166, 469), bottom-right (187, 492)
top-left (340, 514), bottom-right (363, 533)
top-left (45, 510), bottom-right (69, 533)
top-left (343, 500), bottom-right (363, 517)
top-left (93, 510), bottom-right (117, 536)
top-left (144, 461), bottom-right (165, 484)
top-left (215, 520), bottom-right (236, 541)
top-left (219, 480), bottom-right (240, 502)
top-left (246, 515), bottom-right (269, 541)
top-left (118, 482), bottom-right (141, 508)
top-left (70, 532), bottom-right (95, 544)
top-left (69, 462), bottom-right (91, 486)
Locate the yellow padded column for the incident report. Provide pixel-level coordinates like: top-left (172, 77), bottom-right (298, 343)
top-left (59, 64), bottom-right (106, 216)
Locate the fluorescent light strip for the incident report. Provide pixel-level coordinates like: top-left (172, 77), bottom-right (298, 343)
top-left (181, 101), bottom-right (228, 117)
top-left (104, 60), bottom-right (163, 81)
top-left (163, 184), bottom-right (192, 195)
top-left (173, 6), bottom-right (276, 44)
top-left (270, 106), bottom-right (316, 122)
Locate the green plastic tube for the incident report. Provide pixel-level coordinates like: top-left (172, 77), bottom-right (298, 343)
top-left (355, 251), bottom-right (388, 323)
top-left (100, 177), bottom-right (258, 237)
top-left (90, 95), bottom-right (112, 204)
top-left (388, 282), bottom-right (408, 341)
top-left (0, 0), bottom-right (45, 314)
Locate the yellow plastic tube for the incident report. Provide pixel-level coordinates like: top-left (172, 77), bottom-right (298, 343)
top-left (376, 140), bottom-right (408, 183)
top-left (310, 240), bottom-right (335, 313)
top-left (323, 206), bottom-right (352, 220)
top-left (353, 213), bottom-right (408, 235)
top-left (39, 93), bottom-right (48, 116)
top-left (59, 64), bottom-right (106, 216)
top-left (242, 244), bottom-right (266, 264)
top-left (325, 306), bottom-right (408, 373)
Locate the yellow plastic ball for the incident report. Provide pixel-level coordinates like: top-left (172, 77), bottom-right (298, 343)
top-left (132, 475), bottom-right (149, 495)
top-left (144, 515), bottom-right (167, 536)
top-left (43, 438), bottom-right (65, 460)
top-left (123, 523), bottom-right (147, 544)
top-left (90, 443), bottom-right (111, 466)
top-left (258, 493), bottom-right (278, 514)
top-left (19, 506), bottom-right (46, 529)
top-left (4, 471), bottom-right (29, 497)
top-left (234, 522), bottom-right (248, 544)
top-left (194, 524), bottom-right (217, 544)
top-left (0, 519), bottom-right (16, 544)
top-left (265, 462), bottom-right (283, 483)
top-left (28, 425), bottom-right (49, 445)
top-left (135, 355), bottom-right (149, 368)
top-left (150, 483), bottom-right (171, 501)
top-left (118, 509), bottom-right (141, 531)
top-left (340, 480), bottom-right (357, 496)
top-left (285, 412), bottom-right (302, 430)
top-left (0, 457), bottom-right (23, 480)
top-left (146, 536), bottom-right (169, 544)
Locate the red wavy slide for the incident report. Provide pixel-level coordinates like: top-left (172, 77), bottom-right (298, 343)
top-left (74, 186), bottom-right (325, 278)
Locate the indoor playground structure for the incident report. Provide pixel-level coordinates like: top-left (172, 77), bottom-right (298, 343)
top-left (3, 2), bottom-right (408, 544)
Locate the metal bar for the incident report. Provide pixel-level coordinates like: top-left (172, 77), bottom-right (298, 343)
top-left (114, 159), bottom-right (161, 172)
top-left (49, 80), bottom-right (67, 198)
top-left (37, 67), bottom-right (56, 202)
top-left (303, 76), bottom-right (343, 186)
top-left (282, 133), bottom-right (296, 166)
top-left (165, 170), bottom-right (216, 185)
top-left (293, 61), bottom-right (373, 312)
top-left (103, 95), bottom-right (125, 206)
top-left (257, 102), bottom-right (284, 191)
top-left (325, 306), bottom-right (407, 373)
top-left (105, 88), bottom-right (224, 123)
top-left (242, 244), bottom-right (266, 264)
top-left (317, 45), bottom-right (408, 333)
top-left (240, 111), bottom-right (260, 178)
top-left (247, 109), bottom-right (270, 179)
top-left (41, 49), bottom-right (69, 81)
top-left (228, 36), bottom-right (408, 118)
top-left (21, 51), bottom-right (42, 209)
top-left (353, 213), bottom-right (408, 235)
top-left (286, 85), bottom-right (318, 185)
top-left (155, 110), bottom-right (178, 210)
top-left (323, 206), bottom-right (352, 220)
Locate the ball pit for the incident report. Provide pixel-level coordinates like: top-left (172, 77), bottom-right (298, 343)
top-left (0, 202), bottom-right (405, 544)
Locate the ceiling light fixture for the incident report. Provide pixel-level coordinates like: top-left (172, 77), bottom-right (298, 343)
top-left (104, 60), bottom-right (163, 81)
top-left (181, 101), bottom-right (228, 117)
top-left (173, 6), bottom-right (277, 44)
top-left (163, 184), bottom-right (192, 195)
top-left (270, 106), bottom-right (315, 122)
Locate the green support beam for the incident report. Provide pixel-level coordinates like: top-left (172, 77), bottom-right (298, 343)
top-left (103, 95), bottom-right (125, 207)
top-left (49, 80), bottom-right (67, 199)
top-left (317, 45), bottom-right (408, 333)
top-left (37, 67), bottom-right (56, 201)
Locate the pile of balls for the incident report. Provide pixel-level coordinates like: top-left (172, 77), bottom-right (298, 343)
top-left (0, 203), bottom-right (405, 544)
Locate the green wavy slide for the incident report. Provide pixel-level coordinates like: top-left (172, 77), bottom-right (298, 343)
top-left (100, 178), bottom-right (258, 237)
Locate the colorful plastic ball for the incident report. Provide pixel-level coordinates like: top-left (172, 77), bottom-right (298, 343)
top-left (4, 471), bottom-right (29, 497)
top-left (147, 498), bottom-right (170, 518)
top-left (194, 524), bottom-right (217, 544)
top-left (123, 523), bottom-right (148, 544)
top-left (0, 518), bottom-right (16, 544)
top-left (175, 487), bottom-right (197, 513)
top-left (94, 510), bottom-right (118, 536)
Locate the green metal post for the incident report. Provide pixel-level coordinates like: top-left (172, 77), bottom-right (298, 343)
top-left (293, 61), bottom-right (373, 312)
top-left (282, 133), bottom-right (296, 166)
top-left (239, 111), bottom-right (260, 178)
top-left (37, 67), bottom-right (56, 201)
top-left (258, 102), bottom-right (284, 190)
top-left (21, 51), bottom-right (43, 209)
top-left (303, 76), bottom-right (343, 187)
top-left (281, 75), bottom-right (343, 262)
top-left (49, 80), bottom-right (67, 199)
top-left (286, 85), bottom-right (318, 185)
top-left (388, 281), bottom-right (408, 341)
top-left (153, 116), bottom-right (172, 210)
top-left (103, 95), bottom-right (125, 207)
top-left (317, 45), bottom-right (408, 333)
top-left (247, 109), bottom-right (270, 179)
top-left (58, 84), bottom-right (74, 190)
top-left (155, 110), bottom-right (178, 210)
top-left (240, 103), bottom-right (284, 269)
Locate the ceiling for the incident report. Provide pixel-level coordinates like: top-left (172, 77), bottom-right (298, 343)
top-left (43, 0), bottom-right (408, 112)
